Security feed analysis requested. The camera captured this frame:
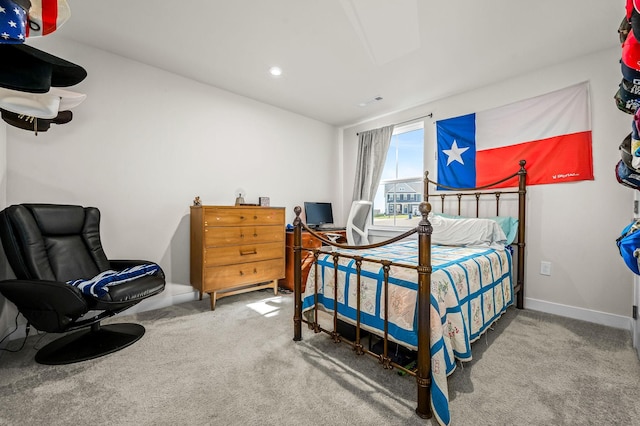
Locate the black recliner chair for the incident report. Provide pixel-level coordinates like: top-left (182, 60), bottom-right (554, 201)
top-left (0, 204), bottom-right (165, 365)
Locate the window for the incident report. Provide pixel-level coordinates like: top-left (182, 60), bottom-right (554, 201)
top-left (373, 122), bottom-right (424, 227)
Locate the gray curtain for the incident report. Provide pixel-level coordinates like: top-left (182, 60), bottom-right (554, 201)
top-left (352, 125), bottom-right (394, 202)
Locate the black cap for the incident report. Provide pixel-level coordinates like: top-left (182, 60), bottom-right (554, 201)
top-left (0, 44), bottom-right (87, 93)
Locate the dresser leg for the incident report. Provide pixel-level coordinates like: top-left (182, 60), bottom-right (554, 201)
top-left (210, 292), bottom-right (216, 310)
top-left (273, 280), bottom-right (278, 295)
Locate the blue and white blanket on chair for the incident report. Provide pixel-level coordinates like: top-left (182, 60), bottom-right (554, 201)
top-left (67, 263), bottom-right (161, 297)
top-left (301, 240), bottom-right (513, 426)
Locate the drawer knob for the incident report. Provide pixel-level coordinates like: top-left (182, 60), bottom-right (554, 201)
top-left (253, 268), bottom-right (257, 274)
top-left (240, 233), bottom-right (245, 238)
top-left (240, 249), bottom-right (257, 256)
top-left (240, 216), bottom-right (245, 220)
top-left (253, 233), bottom-right (258, 237)
top-left (254, 215), bottom-right (258, 219)
top-left (239, 270), bottom-right (244, 276)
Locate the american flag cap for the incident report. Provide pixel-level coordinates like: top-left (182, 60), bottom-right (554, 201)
top-left (0, 0), bottom-right (28, 44)
top-left (26, 0), bottom-right (70, 38)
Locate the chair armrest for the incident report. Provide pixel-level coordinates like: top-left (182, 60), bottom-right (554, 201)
top-left (0, 279), bottom-right (88, 332)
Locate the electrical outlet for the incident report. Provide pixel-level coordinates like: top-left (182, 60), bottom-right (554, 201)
top-left (540, 261), bottom-right (552, 276)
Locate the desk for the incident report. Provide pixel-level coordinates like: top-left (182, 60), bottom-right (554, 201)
top-left (278, 228), bottom-right (346, 291)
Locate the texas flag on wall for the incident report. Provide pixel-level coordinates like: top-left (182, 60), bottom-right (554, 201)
top-left (436, 82), bottom-right (593, 189)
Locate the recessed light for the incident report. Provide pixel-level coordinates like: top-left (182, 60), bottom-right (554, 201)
top-left (357, 96), bottom-right (383, 107)
top-left (269, 66), bottom-right (282, 77)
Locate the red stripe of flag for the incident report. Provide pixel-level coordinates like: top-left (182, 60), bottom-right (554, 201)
top-left (476, 131), bottom-right (593, 188)
top-left (41, 0), bottom-right (59, 35)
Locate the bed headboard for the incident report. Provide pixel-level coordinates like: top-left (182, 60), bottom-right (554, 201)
top-left (424, 160), bottom-right (527, 309)
top-left (424, 159), bottom-right (527, 218)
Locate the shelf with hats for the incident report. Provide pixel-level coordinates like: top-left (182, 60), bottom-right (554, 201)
top-left (0, 0), bottom-right (86, 134)
top-left (616, 1), bottom-right (640, 191)
top-left (615, 2), bottom-right (640, 284)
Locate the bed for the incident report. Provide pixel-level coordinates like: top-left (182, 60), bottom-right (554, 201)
top-left (292, 160), bottom-right (527, 426)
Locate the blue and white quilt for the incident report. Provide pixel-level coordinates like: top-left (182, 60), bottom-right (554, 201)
top-left (301, 240), bottom-right (513, 426)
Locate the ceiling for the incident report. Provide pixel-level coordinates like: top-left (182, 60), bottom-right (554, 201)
top-left (53, 0), bottom-right (622, 127)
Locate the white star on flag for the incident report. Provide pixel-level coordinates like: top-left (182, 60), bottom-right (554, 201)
top-left (442, 140), bottom-right (469, 166)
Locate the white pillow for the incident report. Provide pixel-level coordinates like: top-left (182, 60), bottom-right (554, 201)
top-left (429, 214), bottom-right (507, 249)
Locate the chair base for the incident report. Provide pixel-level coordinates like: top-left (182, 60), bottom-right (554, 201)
top-left (35, 323), bottom-right (145, 365)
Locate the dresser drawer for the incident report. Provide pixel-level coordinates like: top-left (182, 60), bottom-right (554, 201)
top-left (205, 242), bottom-right (283, 266)
top-left (205, 225), bottom-right (284, 247)
top-left (204, 207), bottom-right (284, 227)
top-left (203, 258), bottom-right (284, 291)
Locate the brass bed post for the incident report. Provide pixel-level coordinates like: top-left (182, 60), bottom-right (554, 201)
top-left (331, 253), bottom-right (340, 343)
top-left (424, 170), bottom-right (432, 206)
top-left (415, 201), bottom-right (433, 419)
top-left (293, 206), bottom-right (303, 341)
top-left (354, 257), bottom-right (364, 355)
top-left (380, 262), bottom-right (392, 369)
top-left (516, 160), bottom-right (527, 309)
top-left (416, 171), bottom-right (433, 419)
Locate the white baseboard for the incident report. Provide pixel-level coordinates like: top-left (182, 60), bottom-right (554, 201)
top-left (123, 283), bottom-right (202, 315)
top-left (525, 297), bottom-right (633, 331)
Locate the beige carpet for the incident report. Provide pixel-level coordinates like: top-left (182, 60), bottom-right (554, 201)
top-left (0, 290), bottom-right (639, 426)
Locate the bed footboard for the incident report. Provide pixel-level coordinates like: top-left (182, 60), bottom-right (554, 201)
top-left (292, 202), bottom-right (434, 419)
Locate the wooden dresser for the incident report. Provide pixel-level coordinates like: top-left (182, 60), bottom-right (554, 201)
top-left (190, 205), bottom-right (285, 310)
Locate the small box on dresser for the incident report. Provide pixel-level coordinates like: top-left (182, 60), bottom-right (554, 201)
top-left (190, 205), bottom-right (285, 310)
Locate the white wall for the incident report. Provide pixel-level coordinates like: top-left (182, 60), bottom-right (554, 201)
top-left (0, 118), bottom-right (18, 345)
top-left (341, 47), bottom-right (634, 328)
top-left (3, 38), bottom-right (339, 312)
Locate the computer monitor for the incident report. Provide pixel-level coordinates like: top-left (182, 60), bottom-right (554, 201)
top-left (303, 202), bottom-right (334, 229)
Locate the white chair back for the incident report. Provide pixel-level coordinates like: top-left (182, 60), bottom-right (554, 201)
top-left (346, 200), bottom-right (373, 245)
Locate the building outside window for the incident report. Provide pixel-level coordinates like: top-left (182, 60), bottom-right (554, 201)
top-left (373, 121), bottom-right (424, 228)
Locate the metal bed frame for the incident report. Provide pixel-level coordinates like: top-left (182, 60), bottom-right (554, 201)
top-left (293, 160), bottom-right (527, 419)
